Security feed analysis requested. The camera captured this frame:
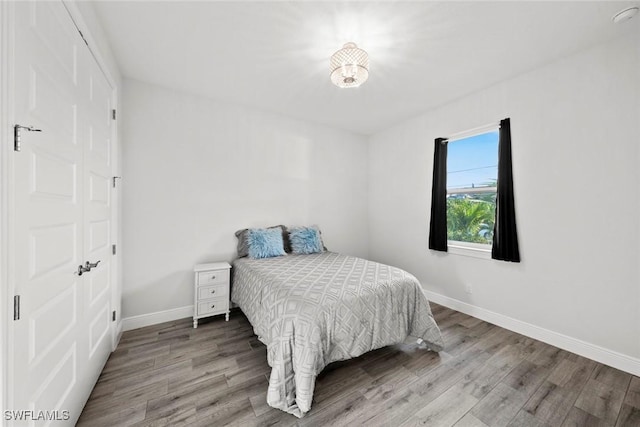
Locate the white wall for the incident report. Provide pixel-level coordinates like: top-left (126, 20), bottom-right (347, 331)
top-left (122, 79), bottom-right (368, 319)
top-left (368, 32), bottom-right (640, 367)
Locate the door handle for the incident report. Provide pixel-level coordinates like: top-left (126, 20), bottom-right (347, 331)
top-left (14, 124), bottom-right (42, 152)
top-left (85, 260), bottom-right (101, 269)
top-left (76, 260), bottom-right (100, 275)
top-left (75, 264), bottom-right (91, 276)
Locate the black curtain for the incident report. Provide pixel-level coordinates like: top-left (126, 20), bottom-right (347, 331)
top-left (428, 138), bottom-right (448, 251)
top-left (492, 118), bottom-right (520, 262)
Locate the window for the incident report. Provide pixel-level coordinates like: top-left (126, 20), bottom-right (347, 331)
top-left (446, 128), bottom-right (499, 252)
top-left (429, 118), bottom-right (519, 262)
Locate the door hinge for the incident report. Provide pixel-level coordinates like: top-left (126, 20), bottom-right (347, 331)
top-left (14, 124), bottom-right (42, 152)
top-left (112, 244), bottom-right (117, 255)
top-left (112, 176), bottom-right (121, 188)
top-left (112, 109), bottom-right (116, 120)
top-left (112, 310), bottom-right (116, 322)
top-left (14, 295), bottom-right (20, 320)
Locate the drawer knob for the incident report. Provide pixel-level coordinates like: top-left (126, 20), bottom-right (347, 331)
top-left (211, 290), bottom-right (216, 294)
top-left (211, 304), bottom-right (215, 308)
top-left (211, 275), bottom-right (216, 279)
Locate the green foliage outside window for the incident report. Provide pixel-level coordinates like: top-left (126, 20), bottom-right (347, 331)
top-left (446, 194), bottom-right (496, 244)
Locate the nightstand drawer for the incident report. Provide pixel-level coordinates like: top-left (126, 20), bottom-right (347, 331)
top-left (197, 270), bottom-right (229, 286)
top-left (197, 284), bottom-right (229, 300)
top-left (197, 298), bottom-right (229, 316)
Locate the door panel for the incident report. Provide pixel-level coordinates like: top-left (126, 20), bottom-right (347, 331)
top-left (30, 1), bottom-right (78, 83)
top-left (80, 35), bottom-right (113, 379)
top-left (88, 173), bottom-right (110, 204)
top-left (30, 345), bottom-right (77, 420)
top-left (28, 223), bottom-right (77, 279)
top-left (88, 307), bottom-right (110, 358)
top-left (28, 285), bottom-right (77, 365)
top-left (30, 149), bottom-right (77, 201)
top-left (29, 65), bottom-right (78, 137)
top-left (88, 266), bottom-right (109, 307)
top-left (88, 219), bottom-right (109, 252)
top-left (12, 2), bottom-right (84, 423)
top-left (11, 1), bottom-right (114, 425)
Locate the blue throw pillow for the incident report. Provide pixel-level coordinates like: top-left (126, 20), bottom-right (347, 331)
top-left (247, 228), bottom-right (286, 259)
top-left (289, 226), bottom-right (324, 255)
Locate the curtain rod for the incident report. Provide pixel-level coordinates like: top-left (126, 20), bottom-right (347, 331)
top-left (445, 121), bottom-right (501, 142)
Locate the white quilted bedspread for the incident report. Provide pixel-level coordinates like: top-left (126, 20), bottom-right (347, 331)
top-left (231, 252), bottom-right (444, 417)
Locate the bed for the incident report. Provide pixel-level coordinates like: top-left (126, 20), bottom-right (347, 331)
top-left (231, 251), bottom-right (444, 418)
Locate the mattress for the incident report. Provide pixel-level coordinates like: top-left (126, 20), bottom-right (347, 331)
top-left (231, 251), bottom-right (444, 417)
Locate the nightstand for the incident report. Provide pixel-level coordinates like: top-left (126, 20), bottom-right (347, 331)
top-left (193, 262), bottom-right (232, 328)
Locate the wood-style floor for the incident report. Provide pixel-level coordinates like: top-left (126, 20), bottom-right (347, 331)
top-left (77, 304), bottom-right (640, 426)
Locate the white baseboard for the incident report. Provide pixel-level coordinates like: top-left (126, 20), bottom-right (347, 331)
top-left (424, 290), bottom-right (640, 377)
top-left (122, 305), bottom-right (193, 332)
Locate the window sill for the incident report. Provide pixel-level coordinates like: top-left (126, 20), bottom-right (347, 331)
top-left (447, 241), bottom-right (492, 260)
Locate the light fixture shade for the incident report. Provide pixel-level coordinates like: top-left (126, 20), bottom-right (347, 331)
top-left (330, 42), bottom-right (369, 88)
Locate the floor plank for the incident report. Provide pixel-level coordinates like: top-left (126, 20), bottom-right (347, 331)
top-left (616, 404), bottom-right (640, 426)
top-left (455, 413), bottom-right (491, 427)
top-left (471, 383), bottom-right (529, 427)
top-left (574, 379), bottom-right (626, 424)
top-left (77, 305), bottom-right (639, 427)
top-left (624, 377), bottom-right (640, 408)
top-left (562, 407), bottom-right (611, 427)
top-left (522, 381), bottom-right (580, 426)
top-left (405, 384), bottom-right (478, 426)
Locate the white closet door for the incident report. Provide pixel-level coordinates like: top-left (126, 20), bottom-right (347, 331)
top-left (79, 35), bottom-right (114, 393)
top-left (11, 1), bottom-right (114, 425)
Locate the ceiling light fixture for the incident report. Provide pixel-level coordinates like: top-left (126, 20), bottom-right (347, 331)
top-left (612, 6), bottom-right (639, 24)
top-left (330, 42), bottom-right (369, 88)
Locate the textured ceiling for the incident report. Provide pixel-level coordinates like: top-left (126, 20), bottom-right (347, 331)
top-left (92, 1), bottom-right (639, 135)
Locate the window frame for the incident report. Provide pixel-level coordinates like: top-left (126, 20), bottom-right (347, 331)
top-left (445, 124), bottom-right (499, 259)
